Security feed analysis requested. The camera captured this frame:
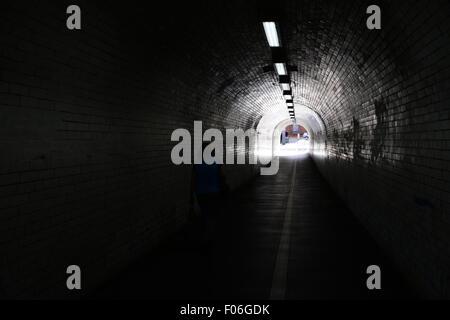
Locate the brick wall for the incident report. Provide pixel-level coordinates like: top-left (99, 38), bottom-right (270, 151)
top-left (295, 0), bottom-right (450, 298)
top-left (0, 0), bottom-right (278, 298)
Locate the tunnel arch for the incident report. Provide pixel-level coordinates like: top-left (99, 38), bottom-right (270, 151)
top-left (256, 104), bottom-right (326, 159)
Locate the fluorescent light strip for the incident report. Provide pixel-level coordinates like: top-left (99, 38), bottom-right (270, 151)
top-left (274, 63), bottom-right (287, 76)
top-left (284, 94), bottom-right (292, 100)
top-left (263, 22), bottom-right (280, 47)
top-left (280, 83), bottom-right (290, 91)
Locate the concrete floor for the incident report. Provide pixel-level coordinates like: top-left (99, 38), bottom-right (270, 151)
top-left (92, 155), bottom-right (412, 299)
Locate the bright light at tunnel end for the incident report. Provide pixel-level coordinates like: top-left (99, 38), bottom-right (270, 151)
top-left (276, 139), bottom-right (310, 157)
top-left (170, 121), bottom-right (280, 176)
top-left (169, 21), bottom-right (322, 177)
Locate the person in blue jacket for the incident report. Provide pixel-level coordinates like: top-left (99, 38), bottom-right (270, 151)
top-left (192, 143), bottom-right (228, 248)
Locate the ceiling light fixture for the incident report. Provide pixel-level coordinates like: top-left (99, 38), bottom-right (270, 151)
top-left (262, 22), bottom-right (280, 47)
top-left (274, 63), bottom-right (287, 76)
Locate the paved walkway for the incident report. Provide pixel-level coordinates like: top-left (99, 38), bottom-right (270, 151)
top-left (92, 155), bottom-right (412, 299)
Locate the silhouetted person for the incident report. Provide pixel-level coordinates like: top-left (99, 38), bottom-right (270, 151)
top-left (192, 144), bottom-right (228, 251)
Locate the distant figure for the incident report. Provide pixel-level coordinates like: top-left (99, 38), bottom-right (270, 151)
top-left (192, 144), bottom-right (228, 248)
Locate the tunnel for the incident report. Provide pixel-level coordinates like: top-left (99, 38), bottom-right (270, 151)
top-left (0, 0), bottom-right (449, 301)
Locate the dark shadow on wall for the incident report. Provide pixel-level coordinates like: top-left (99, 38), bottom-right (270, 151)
top-left (352, 117), bottom-right (365, 161)
top-left (330, 99), bottom-right (389, 164)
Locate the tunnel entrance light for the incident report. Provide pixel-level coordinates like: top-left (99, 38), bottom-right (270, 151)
top-left (274, 63), bottom-right (287, 76)
top-left (262, 22), bottom-right (280, 47)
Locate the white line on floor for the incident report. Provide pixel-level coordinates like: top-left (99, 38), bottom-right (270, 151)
top-left (270, 159), bottom-right (297, 300)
